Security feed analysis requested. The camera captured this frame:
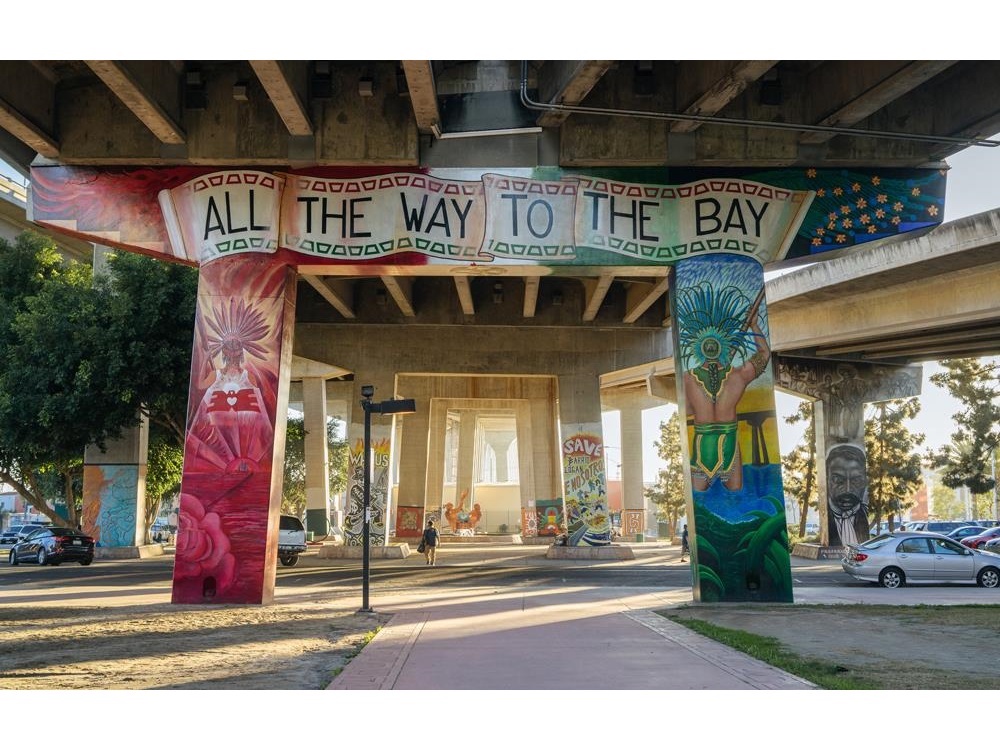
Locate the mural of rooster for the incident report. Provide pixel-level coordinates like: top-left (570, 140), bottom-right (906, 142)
top-left (444, 489), bottom-right (482, 531)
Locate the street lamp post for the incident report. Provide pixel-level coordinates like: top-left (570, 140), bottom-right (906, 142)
top-left (358, 385), bottom-right (416, 615)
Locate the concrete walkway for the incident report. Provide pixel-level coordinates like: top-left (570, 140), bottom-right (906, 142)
top-left (327, 582), bottom-right (816, 690)
top-left (326, 542), bottom-right (1000, 691)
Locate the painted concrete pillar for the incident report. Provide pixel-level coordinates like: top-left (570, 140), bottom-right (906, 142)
top-left (343, 381), bottom-right (395, 547)
top-left (776, 359), bottom-right (922, 547)
top-left (302, 376), bottom-right (330, 537)
top-left (672, 254), bottom-right (791, 602)
top-left (424, 398), bottom-right (448, 525)
top-left (171, 255), bottom-right (297, 605)
top-left (82, 414), bottom-right (149, 548)
top-left (558, 373), bottom-right (612, 546)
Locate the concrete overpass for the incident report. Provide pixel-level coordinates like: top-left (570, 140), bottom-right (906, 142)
top-left (4, 59), bottom-right (1000, 603)
top-left (600, 206), bottom-right (1000, 398)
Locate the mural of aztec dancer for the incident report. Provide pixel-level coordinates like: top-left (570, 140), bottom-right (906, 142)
top-left (673, 254), bottom-right (792, 602)
top-left (343, 438), bottom-right (391, 546)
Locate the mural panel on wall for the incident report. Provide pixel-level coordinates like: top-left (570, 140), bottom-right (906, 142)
top-left (673, 254), bottom-right (792, 602)
top-left (561, 429), bottom-right (612, 546)
top-left (344, 437), bottom-right (391, 546)
top-left (81, 465), bottom-right (140, 547)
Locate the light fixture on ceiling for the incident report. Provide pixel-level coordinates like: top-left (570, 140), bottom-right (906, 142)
top-left (359, 77), bottom-right (374, 97)
top-left (552, 289), bottom-right (563, 306)
top-left (375, 288), bottom-right (387, 307)
top-left (232, 81), bottom-right (249, 102)
top-left (493, 282), bottom-right (504, 304)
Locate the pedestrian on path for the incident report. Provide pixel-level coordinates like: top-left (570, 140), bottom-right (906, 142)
top-left (421, 519), bottom-right (440, 565)
top-left (680, 524), bottom-right (689, 561)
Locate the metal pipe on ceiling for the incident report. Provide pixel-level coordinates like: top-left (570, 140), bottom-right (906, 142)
top-left (519, 61), bottom-right (1000, 149)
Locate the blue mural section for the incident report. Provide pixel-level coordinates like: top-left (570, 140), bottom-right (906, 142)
top-left (95, 465), bottom-right (140, 547)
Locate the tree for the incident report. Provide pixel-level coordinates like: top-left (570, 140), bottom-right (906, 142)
top-left (0, 233), bottom-right (197, 527)
top-left (781, 400), bottom-right (817, 537)
top-left (865, 398), bottom-right (925, 530)
top-left (928, 358), bottom-right (1000, 497)
top-left (142, 428), bottom-right (185, 543)
top-left (930, 478), bottom-right (965, 520)
top-left (645, 411), bottom-right (686, 538)
top-left (281, 415), bottom-right (349, 518)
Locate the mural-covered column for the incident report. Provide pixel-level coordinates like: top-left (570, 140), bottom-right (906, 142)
top-left (558, 373), bottom-right (612, 546)
top-left (343, 381), bottom-right (395, 547)
top-left (82, 415), bottom-right (149, 549)
top-left (672, 254), bottom-right (791, 602)
top-left (775, 359), bottom-right (922, 546)
top-left (171, 255), bottom-right (297, 604)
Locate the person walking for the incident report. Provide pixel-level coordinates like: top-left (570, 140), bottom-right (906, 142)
top-left (680, 524), bottom-right (689, 562)
top-left (421, 519), bottom-right (440, 566)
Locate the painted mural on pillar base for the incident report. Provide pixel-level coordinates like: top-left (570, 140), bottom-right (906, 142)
top-left (561, 429), bottom-right (612, 546)
top-left (81, 465), bottom-right (141, 547)
top-left (171, 257), bottom-right (295, 604)
top-left (674, 254), bottom-right (792, 602)
top-left (344, 437), bottom-right (390, 546)
top-left (395, 506), bottom-right (425, 539)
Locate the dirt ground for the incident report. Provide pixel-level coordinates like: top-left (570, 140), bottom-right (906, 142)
top-left (0, 599), bottom-right (391, 690)
top-left (666, 603), bottom-right (1000, 689)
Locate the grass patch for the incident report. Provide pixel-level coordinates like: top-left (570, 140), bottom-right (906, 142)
top-left (659, 613), bottom-right (878, 689)
top-left (329, 626), bottom-right (383, 681)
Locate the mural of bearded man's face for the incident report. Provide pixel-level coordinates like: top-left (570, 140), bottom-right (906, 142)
top-left (828, 447), bottom-right (867, 517)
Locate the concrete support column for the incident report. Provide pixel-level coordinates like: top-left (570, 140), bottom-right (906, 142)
top-left (425, 399), bottom-right (448, 523)
top-left (82, 414), bottom-right (149, 549)
top-left (395, 384), bottom-right (431, 538)
top-left (451, 410), bottom-right (478, 531)
top-left (484, 430), bottom-right (516, 482)
top-left (171, 256), bottom-right (297, 605)
top-left (325, 379), bottom-right (354, 530)
top-left (776, 358), bottom-right (922, 547)
top-left (302, 376), bottom-right (330, 537)
top-left (558, 373), bottom-right (612, 546)
top-left (618, 402), bottom-right (647, 537)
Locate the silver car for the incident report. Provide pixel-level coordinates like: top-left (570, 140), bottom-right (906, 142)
top-left (842, 532), bottom-right (1000, 589)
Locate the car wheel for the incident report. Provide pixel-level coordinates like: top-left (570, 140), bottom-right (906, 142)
top-left (37, 548), bottom-right (47, 565)
top-left (9, 549), bottom-right (17, 566)
top-left (79, 557), bottom-right (93, 566)
top-left (879, 567), bottom-right (905, 588)
top-left (978, 567), bottom-right (1000, 588)
top-left (279, 555), bottom-right (298, 567)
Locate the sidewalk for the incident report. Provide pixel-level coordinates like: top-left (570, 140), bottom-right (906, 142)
top-left (325, 542), bottom-right (1000, 690)
top-left (326, 581), bottom-right (817, 690)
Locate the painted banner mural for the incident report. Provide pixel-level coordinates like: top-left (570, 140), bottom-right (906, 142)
top-left (25, 164), bottom-right (946, 604)
top-left (344, 437), bottom-right (391, 546)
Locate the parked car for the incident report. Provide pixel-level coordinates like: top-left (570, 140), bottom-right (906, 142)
top-left (842, 531), bottom-right (1000, 588)
top-left (4, 522), bottom-right (53, 544)
top-left (947, 525), bottom-right (990, 541)
top-left (277, 515), bottom-right (307, 567)
top-left (0, 524), bottom-right (25, 544)
top-left (8, 526), bottom-right (95, 566)
top-left (962, 527), bottom-right (1000, 550)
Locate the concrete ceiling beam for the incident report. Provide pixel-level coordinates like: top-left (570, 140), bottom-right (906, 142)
top-left (249, 61), bottom-right (313, 137)
top-left (0, 95), bottom-right (58, 157)
top-left (582, 271), bottom-right (615, 322)
top-left (536, 60), bottom-right (614, 128)
top-left (401, 61), bottom-right (440, 135)
top-left (85, 61), bottom-right (186, 145)
top-left (382, 275), bottom-right (415, 316)
top-left (623, 276), bottom-right (670, 324)
top-left (301, 275), bottom-right (355, 319)
top-left (523, 276), bottom-right (539, 318)
top-left (670, 60), bottom-right (777, 134)
top-left (453, 276), bottom-right (474, 315)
